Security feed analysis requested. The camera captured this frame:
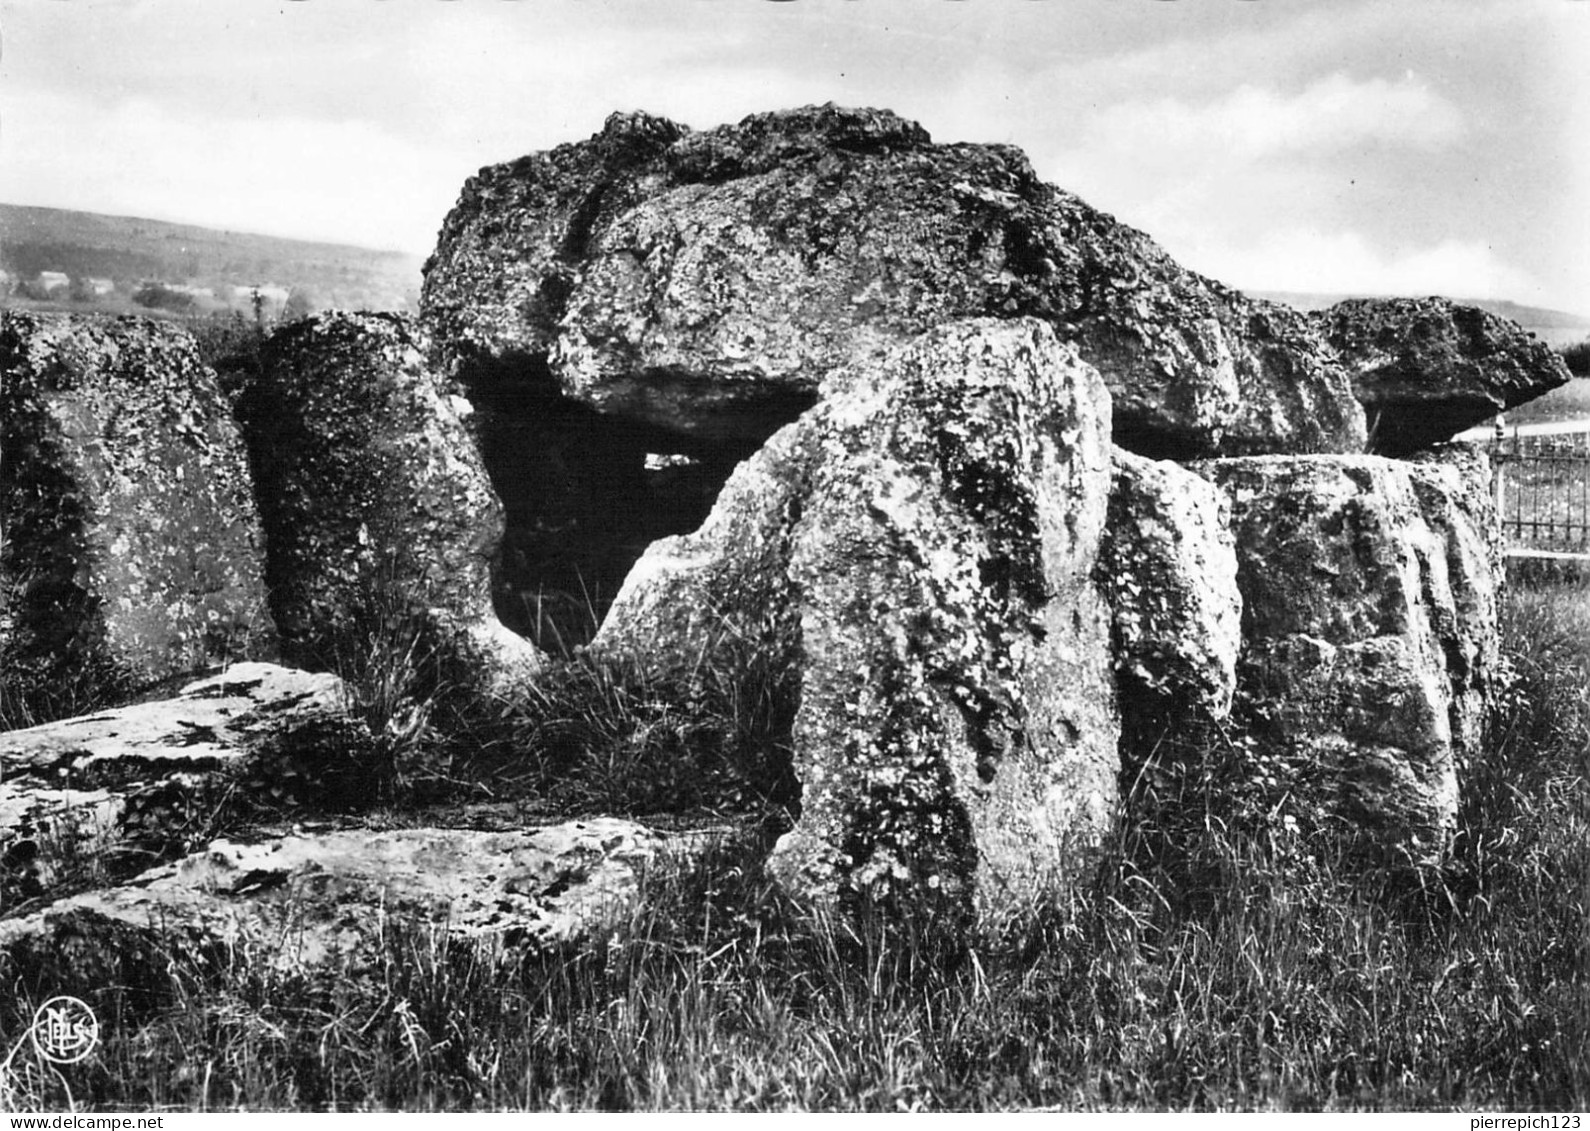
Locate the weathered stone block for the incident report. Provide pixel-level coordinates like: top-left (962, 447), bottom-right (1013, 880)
top-left (234, 312), bottom-right (539, 683)
top-left (600, 318), bottom-right (1119, 923)
top-left (1194, 450), bottom-right (1502, 861)
top-left (0, 312), bottom-right (275, 722)
top-left (1097, 447), bottom-right (1241, 724)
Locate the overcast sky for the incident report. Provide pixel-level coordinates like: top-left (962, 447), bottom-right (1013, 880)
top-left (4, 0), bottom-right (1587, 316)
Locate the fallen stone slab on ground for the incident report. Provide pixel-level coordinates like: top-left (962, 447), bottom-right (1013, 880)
top-left (0, 818), bottom-right (728, 972)
top-left (0, 662), bottom-right (372, 904)
top-left (0, 662), bottom-right (349, 783)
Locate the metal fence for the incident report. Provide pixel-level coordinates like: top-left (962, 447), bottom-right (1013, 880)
top-left (1458, 419), bottom-right (1590, 561)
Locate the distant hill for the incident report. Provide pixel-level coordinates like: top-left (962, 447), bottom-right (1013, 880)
top-left (0, 203), bottom-right (423, 319)
top-left (1254, 290), bottom-right (1590, 348)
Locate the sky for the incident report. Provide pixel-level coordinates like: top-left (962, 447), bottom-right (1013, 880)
top-left (3, 0), bottom-right (1587, 317)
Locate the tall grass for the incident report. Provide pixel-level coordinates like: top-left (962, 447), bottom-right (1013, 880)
top-left (504, 633), bottom-right (799, 820)
top-left (1, 570), bottom-right (1587, 1111)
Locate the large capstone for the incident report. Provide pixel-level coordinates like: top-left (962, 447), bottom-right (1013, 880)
top-left (0, 312), bottom-right (276, 724)
top-left (425, 104), bottom-right (1363, 462)
top-left (598, 318), bottom-right (1119, 924)
top-left (1315, 297), bottom-right (1571, 456)
top-left (233, 312), bottom-right (539, 685)
top-left (422, 105), bottom-right (1366, 643)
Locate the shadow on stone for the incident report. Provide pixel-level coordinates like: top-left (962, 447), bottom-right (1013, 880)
top-left (455, 352), bottom-right (772, 652)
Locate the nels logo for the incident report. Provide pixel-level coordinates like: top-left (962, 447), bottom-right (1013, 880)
top-left (29, 996), bottom-right (100, 1065)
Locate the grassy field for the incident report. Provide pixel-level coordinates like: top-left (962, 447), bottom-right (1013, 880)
top-left (1504, 377), bottom-right (1590, 426)
top-left (0, 566), bottom-right (1587, 1112)
top-left (0, 203), bottom-right (421, 317)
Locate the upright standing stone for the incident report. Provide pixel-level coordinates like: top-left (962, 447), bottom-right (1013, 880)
top-left (1097, 448), bottom-right (1242, 726)
top-left (234, 312), bottom-right (539, 684)
top-left (1193, 449), bottom-right (1502, 862)
top-left (0, 312), bottom-right (275, 722)
top-left (599, 318), bottom-right (1120, 923)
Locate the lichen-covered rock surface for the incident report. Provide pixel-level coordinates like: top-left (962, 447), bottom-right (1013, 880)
top-left (600, 318), bottom-right (1119, 922)
top-left (0, 819), bottom-right (725, 973)
top-left (1403, 444), bottom-right (1507, 760)
top-left (591, 418), bottom-right (813, 679)
top-left (234, 312), bottom-right (539, 682)
top-left (0, 662), bottom-right (373, 909)
top-left (1316, 297), bottom-right (1572, 456)
top-left (0, 312), bottom-right (276, 721)
top-left (424, 104), bottom-right (1364, 460)
top-left (1194, 449), bottom-right (1502, 862)
top-left (1097, 448), bottom-right (1241, 726)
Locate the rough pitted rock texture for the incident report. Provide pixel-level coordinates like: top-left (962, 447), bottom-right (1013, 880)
top-left (0, 312), bottom-right (276, 720)
top-left (1317, 297), bottom-right (1572, 456)
top-left (1195, 449), bottom-right (1502, 861)
top-left (0, 662), bottom-right (373, 907)
top-left (592, 419), bottom-right (813, 679)
top-left (1404, 444), bottom-right (1507, 759)
top-left (0, 819), bottom-right (724, 973)
top-left (424, 104), bottom-right (1364, 461)
top-left (600, 319), bottom-right (1119, 922)
top-left (1097, 448), bottom-right (1241, 725)
top-left (234, 312), bottom-right (539, 681)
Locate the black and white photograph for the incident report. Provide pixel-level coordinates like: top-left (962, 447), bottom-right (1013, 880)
top-left (0, 0), bottom-right (1587, 1114)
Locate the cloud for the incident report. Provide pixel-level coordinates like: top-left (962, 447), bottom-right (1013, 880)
top-left (1047, 73), bottom-right (1465, 218)
top-left (1090, 74), bottom-right (1464, 160)
top-left (1175, 227), bottom-right (1538, 303)
top-left (4, 0), bottom-right (1582, 315)
top-left (1018, 66), bottom-right (1578, 308)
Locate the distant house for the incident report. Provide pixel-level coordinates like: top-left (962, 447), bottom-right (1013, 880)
top-left (86, 277), bottom-right (115, 296)
top-left (38, 271), bottom-right (70, 293)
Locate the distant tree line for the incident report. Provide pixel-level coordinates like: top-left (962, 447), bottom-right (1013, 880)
top-left (132, 283), bottom-right (197, 313)
top-left (1563, 338), bottom-right (1590, 379)
top-left (2, 240), bottom-right (165, 283)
